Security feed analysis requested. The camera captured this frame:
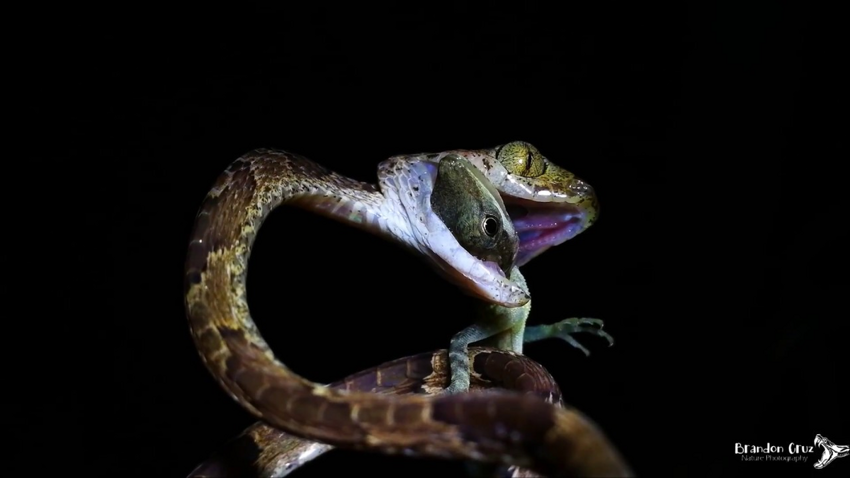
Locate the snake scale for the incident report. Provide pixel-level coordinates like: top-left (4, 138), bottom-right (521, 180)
top-left (189, 346), bottom-right (567, 477)
top-left (183, 142), bottom-right (633, 476)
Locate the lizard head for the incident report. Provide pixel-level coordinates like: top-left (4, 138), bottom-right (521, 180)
top-left (429, 153), bottom-right (519, 285)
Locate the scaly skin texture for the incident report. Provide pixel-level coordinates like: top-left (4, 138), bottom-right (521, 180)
top-left (188, 347), bottom-right (563, 478)
top-left (184, 143), bottom-right (629, 476)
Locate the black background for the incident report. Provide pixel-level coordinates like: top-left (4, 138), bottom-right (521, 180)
top-left (58, 2), bottom-right (846, 477)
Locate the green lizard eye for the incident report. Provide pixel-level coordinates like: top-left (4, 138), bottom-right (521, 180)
top-left (495, 141), bottom-right (546, 178)
top-left (481, 215), bottom-right (500, 237)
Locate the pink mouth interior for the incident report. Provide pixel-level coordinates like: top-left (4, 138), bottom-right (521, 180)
top-left (505, 199), bottom-right (585, 266)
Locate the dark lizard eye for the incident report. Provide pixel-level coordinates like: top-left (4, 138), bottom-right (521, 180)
top-left (482, 215), bottom-right (500, 237)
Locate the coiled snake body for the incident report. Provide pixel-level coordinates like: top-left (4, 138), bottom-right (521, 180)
top-left (190, 347), bottom-right (566, 477)
top-left (184, 142), bottom-right (632, 476)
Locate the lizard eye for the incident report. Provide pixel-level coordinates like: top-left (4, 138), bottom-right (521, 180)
top-left (495, 141), bottom-right (546, 178)
top-left (481, 214), bottom-right (500, 237)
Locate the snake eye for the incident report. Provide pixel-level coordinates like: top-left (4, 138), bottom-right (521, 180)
top-left (495, 141), bottom-right (546, 178)
top-left (482, 214), bottom-right (500, 237)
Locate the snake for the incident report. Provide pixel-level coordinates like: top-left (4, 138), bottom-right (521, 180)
top-left (189, 346), bottom-right (569, 478)
top-left (183, 141), bottom-right (633, 476)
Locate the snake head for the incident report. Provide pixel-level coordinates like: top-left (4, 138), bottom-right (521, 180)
top-left (378, 141), bottom-right (597, 307)
top-left (457, 141), bottom-right (599, 266)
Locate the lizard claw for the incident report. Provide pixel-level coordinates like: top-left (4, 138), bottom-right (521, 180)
top-left (525, 317), bottom-right (614, 356)
top-left (555, 317), bottom-right (614, 356)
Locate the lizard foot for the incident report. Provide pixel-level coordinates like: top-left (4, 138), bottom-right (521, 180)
top-left (444, 376), bottom-right (471, 395)
top-left (524, 317), bottom-right (614, 356)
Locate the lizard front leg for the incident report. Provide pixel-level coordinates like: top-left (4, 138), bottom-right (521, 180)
top-left (524, 318), bottom-right (614, 356)
top-left (445, 267), bottom-right (531, 395)
top-left (446, 266), bottom-right (614, 396)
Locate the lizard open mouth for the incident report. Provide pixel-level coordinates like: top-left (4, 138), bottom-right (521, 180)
top-left (503, 196), bottom-right (587, 267)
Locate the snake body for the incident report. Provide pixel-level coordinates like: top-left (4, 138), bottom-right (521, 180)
top-left (184, 144), bottom-right (631, 476)
top-left (189, 347), bottom-right (564, 478)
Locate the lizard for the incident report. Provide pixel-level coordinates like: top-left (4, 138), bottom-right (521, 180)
top-left (184, 141), bottom-right (627, 476)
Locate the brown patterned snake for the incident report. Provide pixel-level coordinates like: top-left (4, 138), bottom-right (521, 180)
top-left (184, 142), bottom-right (633, 476)
top-left (189, 347), bottom-right (570, 478)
